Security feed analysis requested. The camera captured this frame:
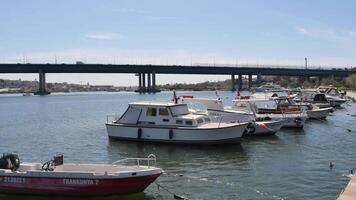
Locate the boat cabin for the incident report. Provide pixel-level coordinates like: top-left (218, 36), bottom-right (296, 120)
top-left (116, 102), bottom-right (212, 127)
top-left (296, 90), bottom-right (329, 103)
top-left (317, 86), bottom-right (341, 96)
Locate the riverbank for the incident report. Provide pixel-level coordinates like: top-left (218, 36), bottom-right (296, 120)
top-left (347, 91), bottom-right (356, 99)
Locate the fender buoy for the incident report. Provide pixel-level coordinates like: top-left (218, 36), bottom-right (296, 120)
top-left (137, 128), bottom-right (142, 139)
top-left (169, 129), bottom-right (174, 139)
top-left (246, 123), bottom-right (256, 134)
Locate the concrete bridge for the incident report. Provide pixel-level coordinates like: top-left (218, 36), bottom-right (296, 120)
top-left (0, 63), bottom-right (355, 95)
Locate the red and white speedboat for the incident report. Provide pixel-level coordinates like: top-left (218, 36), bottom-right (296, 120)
top-left (0, 153), bottom-right (162, 196)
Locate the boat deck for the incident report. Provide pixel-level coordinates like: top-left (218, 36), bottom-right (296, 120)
top-left (338, 176), bottom-right (356, 200)
top-left (11, 163), bottom-right (158, 175)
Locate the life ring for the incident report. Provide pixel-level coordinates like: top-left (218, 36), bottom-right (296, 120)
top-left (169, 129), bottom-right (174, 139)
top-left (137, 128), bottom-right (142, 139)
top-left (245, 123), bottom-right (256, 134)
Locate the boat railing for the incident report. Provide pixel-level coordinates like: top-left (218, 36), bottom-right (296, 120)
top-left (112, 154), bottom-right (157, 168)
top-left (106, 115), bottom-right (119, 123)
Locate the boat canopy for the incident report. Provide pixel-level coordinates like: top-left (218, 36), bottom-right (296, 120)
top-left (119, 105), bottom-right (142, 124)
top-left (313, 93), bottom-right (328, 102)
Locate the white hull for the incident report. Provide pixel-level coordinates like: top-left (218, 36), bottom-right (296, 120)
top-left (245, 120), bottom-right (284, 136)
top-left (329, 99), bottom-right (346, 107)
top-left (306, 108), bottom-right (331, 119)
top-left (207, 109), bottom-right (283, 136)
top-left (106, 123), bottom-right (248, 144)
top-left (256, 114), bottom-right (307, 128)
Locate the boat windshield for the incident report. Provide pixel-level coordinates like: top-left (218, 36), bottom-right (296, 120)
top-left (170, 104), bottom-right (190, 116)
top-left (253, 100), bottom-right (278, 110)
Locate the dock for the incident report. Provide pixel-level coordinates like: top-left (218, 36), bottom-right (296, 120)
top-left (338, 176), bottom-right (356, 200)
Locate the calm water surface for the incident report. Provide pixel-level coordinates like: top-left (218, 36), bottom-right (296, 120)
top-left (0, 91), bottom-right (355, 200)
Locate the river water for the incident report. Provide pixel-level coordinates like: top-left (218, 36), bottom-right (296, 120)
top-left (0, 91), bottom-right (355, 200)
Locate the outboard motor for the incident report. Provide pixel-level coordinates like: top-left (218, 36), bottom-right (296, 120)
top-left (53, 153), bottom-right (63, 166)
top-left (0, 153), bottom-right (20, 171)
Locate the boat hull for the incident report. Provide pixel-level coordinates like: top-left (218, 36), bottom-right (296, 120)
top-left (0, 173), bottom-right (160, 196)
top-left (328, 99), bottom-right (346, 107)
top-left (246, 120), bottom-right (284, 136)
top-left (306, 108), bottom-right (331, 119)
top-left (256, 114), bottom-right (307, 128)
top-left (106, 123), bottom-right (247, 144)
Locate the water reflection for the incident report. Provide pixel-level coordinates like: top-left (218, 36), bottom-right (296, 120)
top-left (107, 139), bottom-right (248, 166)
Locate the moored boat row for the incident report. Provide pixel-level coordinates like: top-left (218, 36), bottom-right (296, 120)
top-left (106, 86), bottom-right (349, 144)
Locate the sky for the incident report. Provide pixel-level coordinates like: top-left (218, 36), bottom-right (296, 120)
top-left (1, 0), bottom-right (356, 86)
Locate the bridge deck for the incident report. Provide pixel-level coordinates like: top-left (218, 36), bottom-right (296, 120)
top-left (0, 63), bottom-right (354, 77)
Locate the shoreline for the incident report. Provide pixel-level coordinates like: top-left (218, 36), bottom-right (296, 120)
top-left (347, 91), bottom-right (356, 99)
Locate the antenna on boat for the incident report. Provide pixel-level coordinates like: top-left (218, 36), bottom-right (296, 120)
top-left (171, 91), bottom-right (178, 104)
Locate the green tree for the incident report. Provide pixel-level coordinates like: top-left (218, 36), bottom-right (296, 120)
top-left (303, 80), bottom-right (312, 88)
top-left (345, 74), bottom-right (356, 90)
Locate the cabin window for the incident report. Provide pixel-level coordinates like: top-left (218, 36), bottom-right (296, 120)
top-left (159, 108), bottom-right (169, 116)
top-left (204, 118), bottom-right (211, 123)
top-left (185, 120), bottom-right (193, 125)
top-left (162, 119), bottom-right (170, 122)
top-left (197, 119), bottom-right (204, 124)
top-left (146, 107), bottom-right (157, 117)
top-left (170, 104), bottom-right (189, 116)
top-left (176, 120), bottom-right (183, 124)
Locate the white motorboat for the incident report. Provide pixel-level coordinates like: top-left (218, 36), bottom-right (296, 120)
top-left (181, 97), bottom-right (284, 136)
top-left (294, 90), bottom-right (332, 109)
top-left (22, 93), bottom-right (32, 96)
top-left (243, 96), bottom-right (308, 128)
top-left (106, 102), bottom-right (248, 144)
top-left (317, 86), bottom-right (347, 107)
top-left (254, 84), bottom-right (285, 93)
top-left (306, 105), bottom-right (332, 119)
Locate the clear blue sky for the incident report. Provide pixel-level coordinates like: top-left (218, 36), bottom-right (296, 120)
top-left (1, 0), bottom-right (356, 86)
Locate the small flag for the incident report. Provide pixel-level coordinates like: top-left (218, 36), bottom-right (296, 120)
top-left (236, 89), bottom-right (240, 97)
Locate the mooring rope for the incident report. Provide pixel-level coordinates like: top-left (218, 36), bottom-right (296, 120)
top-left (154, 182), bottom-right (187, 200)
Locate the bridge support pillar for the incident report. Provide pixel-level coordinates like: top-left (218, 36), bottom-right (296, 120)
top-left (142, 73), bottom-right (146, 93)
top-left (238, 74), bottom-right (242, 90)
top-left (248, 74), bottom-right (252, 89)
top-left (152, 71), bottom-right (156, 93)
top-left (34, 70), bottom-right (50, 95)
top-left (257, 72), bottom-right (262, 86)
top-left (135, 72), bottom-right (159, 94)
top-left (231, 74), bottom-right (236, 91)
top-left (147, 73), bottom-right (151, 93)
top-left (138, 73), bottom-right (142, 93)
